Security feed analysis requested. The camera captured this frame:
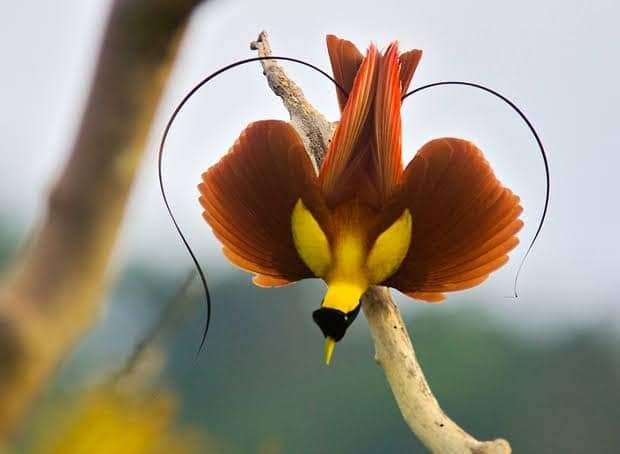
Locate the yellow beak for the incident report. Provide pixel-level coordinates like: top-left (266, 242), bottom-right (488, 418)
top-left (324, 337), bottom-right (336, 365)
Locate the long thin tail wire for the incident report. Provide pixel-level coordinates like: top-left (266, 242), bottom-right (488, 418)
top-left (160, 59), bottom-right (548, 353)
top-left (158, 56), bottom-right (344, 353)
top-left (402, 82), bottom-right (549, 298)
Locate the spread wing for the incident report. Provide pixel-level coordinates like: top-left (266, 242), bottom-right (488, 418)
top-left (385, 138), bottom-right (523, 302)
top-left (199, 120), bottom-right (327, 286)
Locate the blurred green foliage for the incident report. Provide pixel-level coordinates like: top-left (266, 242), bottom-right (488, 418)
top-left (2, 229), bottom-right (618, 453)
top-left (159, 274), bottom-right (619, 454)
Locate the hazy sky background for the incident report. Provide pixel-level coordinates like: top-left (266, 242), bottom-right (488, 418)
top-left (1, 0), bottom-right (618, 332)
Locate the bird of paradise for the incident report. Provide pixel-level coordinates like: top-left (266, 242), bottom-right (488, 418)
top-left (198, 35), bottom-right (523, 364)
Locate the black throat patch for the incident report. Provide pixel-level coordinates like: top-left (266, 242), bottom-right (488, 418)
top-left (312, 304), bottom-right (361, 341)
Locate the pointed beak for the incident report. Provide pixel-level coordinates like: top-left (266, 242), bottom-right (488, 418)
top-left (324, 337), bottom-right (336, 365)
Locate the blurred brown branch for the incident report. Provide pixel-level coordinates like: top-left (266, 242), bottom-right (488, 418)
top-left (252, 31), bottom-right (511, 454)
top-left (0, 0), bottom-right (205, 440)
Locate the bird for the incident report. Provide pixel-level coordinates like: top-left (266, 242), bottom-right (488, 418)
top-left (198, 35), bottom-right (523, 365)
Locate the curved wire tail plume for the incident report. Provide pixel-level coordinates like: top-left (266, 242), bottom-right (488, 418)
top-left (158, 56), bottom-right (344, 353)
top-left (159, 56), bottom-right (548, 352)
top-left (402, 83), bottom-right (549, 298)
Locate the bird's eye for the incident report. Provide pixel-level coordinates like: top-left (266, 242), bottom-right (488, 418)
top-left (345, 303), bottom-right (362, 326)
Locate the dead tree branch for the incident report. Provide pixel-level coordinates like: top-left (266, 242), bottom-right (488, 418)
top-left (251, 31), bottom-right (511, 454)
top-left (250, 31), bottom-right (335, 167)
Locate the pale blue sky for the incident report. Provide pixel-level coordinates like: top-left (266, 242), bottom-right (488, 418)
top-left (1, 0), bottom-right (619, 333)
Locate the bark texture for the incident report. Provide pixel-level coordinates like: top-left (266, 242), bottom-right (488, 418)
top-left (252, 31), bottom-right (511, 453)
